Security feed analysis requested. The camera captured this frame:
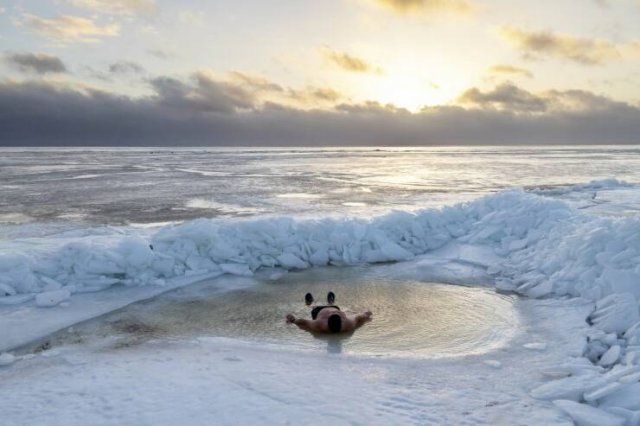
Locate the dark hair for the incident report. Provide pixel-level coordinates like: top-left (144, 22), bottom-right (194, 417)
top-left (327, 314), bottom-right (342, 333)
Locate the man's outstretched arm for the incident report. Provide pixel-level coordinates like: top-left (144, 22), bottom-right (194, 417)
top-left (286, 314), bottom-right (313, 331)
top-left (354, 311), bottom-right (372, 328)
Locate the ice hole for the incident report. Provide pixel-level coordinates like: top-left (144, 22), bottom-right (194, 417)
top-left (39, 266), bottom-right (520, 358)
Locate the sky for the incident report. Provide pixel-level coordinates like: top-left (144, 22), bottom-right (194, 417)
top-left (1, 0), bottom-right (640, 146)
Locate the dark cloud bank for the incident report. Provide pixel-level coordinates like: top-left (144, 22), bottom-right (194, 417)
top-left (1, 78), bottom-right (639, 146)
top-left (4, 52), bottom-right (67, 74)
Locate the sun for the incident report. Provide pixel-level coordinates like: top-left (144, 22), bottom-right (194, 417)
top-left (344, 52), bottom-right (473, 111)
top-left (365, 67), bottom-right (464, 112)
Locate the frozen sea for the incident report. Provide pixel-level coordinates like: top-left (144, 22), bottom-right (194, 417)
top-left (1, 146), bottom-right (640, 425)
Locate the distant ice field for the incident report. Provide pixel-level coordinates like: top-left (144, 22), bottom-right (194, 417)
top-left (2, 146), bottom-right (640, 425)
top-left (2, 146), bottom-right (640, 237)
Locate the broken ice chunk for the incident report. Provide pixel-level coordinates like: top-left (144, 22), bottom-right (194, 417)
top-left (603, 407), bottom-right (640, 426)
top-left (553, 400), bottom-right (625, 426)
top-left (599, 383), bottom-right (640, 410)
top-left (277, 253), bottom-right (309, 270)
top-left (0, 352), bottom-right (16, 367)
top-left (524, 342), bottom-right (547, 351)
top-left (531, 374), bottom-right (605, 401)
top-left (35, 289), bottom-right (71, 307)
top-left (219, 263), bottom-right (253, 277)
top-left (600, 345), bottom-right (621, 368)
top-left (583, 382), bottom-right (624, 402)
top-left (590, 293), bottom-right (640, 334)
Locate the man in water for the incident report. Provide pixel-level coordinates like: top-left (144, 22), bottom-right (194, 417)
top-left (285, 292), bottom-right (372, 334)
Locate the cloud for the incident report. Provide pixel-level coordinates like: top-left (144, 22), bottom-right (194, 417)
top-left (83, 62), bottom-right (145, 82)
top-left (149, 71), bottom-right (254, 114)
top-left (307, 87), bottom-right (344, 102)
top-left (228, 71), bottom-right (284, 93)
top-left (225, 72), bottom-right (345, 109)
top-left (4, 52), bottom-right (67, 74)
top-left (458, 83), bottom-right (547, 112)
top-left (369, 0), bottom-right (476, 14)
top-left (500, 27), bottom-right (620, 65)
top-left (366, 0), bottom-right (479, 15)
top-left (457, 83), bottom-right (636, 116)
top-left (148, 71), bottom-right (343, 112)
top-left (286, 86), bottom-right (346, 106)
top-left (18, 14), bottom-right (120, 43)
top-left (336, 100), bottom-right (409, 114)
top-left (322, 49), bottom-right (383, 74)
top-left (489, 64), bottom-right (533, 78)
top-left (109, 61), bottom-right (144, 75)
top-left (543, 89), bottom-right (630, 113)
top-left (147, 49), bottom-right (172, 59)
top-left (66, 0), bottom-right (156, 16)
top-left (1, 79), bottom-right (639, 146)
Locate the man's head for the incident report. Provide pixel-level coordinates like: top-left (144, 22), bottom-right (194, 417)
top-left (327, 314), bottom-right (342, 333)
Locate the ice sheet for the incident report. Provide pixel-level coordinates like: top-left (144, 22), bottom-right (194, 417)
top-left (2, 162), bottom-right (640, 423)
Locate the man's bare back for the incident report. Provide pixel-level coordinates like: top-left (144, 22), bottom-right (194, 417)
top-left (286, 292), bottom-right (372, 334)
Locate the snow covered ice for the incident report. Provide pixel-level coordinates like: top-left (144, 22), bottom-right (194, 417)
top-left (2, 147), bottom-right (640, 425)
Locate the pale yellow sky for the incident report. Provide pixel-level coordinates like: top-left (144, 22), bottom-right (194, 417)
top-left (2, 1), bottom-right (640, 146)
top-left (1, 0), bottom-right (639, 112)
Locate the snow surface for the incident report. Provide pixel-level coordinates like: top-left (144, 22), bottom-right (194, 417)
top-left (1, 179), bottom-right (640, 424)
top-left (0, 281), bottom-right (592, 426)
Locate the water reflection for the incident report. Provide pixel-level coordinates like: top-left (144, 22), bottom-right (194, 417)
top-left (313, 331), bottom-right (354, 354)
top-left (38, 265), bottom-right (519, 359)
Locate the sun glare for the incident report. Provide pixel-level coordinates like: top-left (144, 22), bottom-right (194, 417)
top-left (372, 74), bottom-right (456, 112)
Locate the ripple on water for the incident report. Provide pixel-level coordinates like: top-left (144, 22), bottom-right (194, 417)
top-left (40, 266), bottom-right (519, 358)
